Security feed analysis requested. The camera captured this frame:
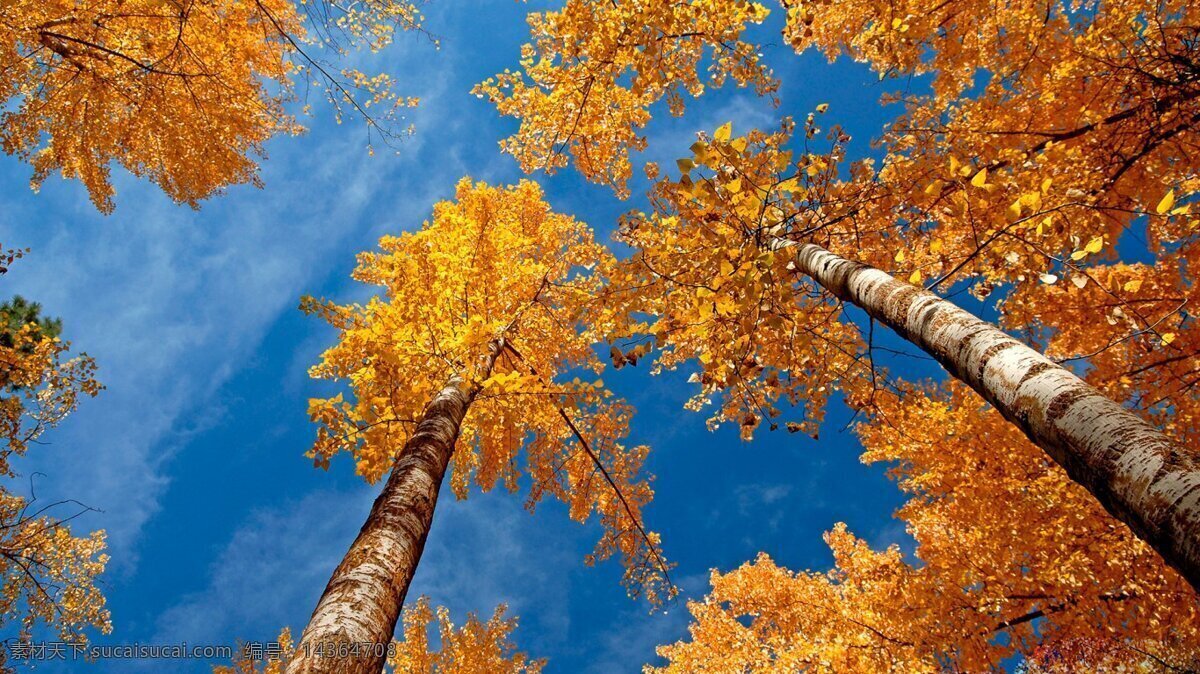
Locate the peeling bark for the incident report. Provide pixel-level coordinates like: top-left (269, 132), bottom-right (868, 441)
top-left (285, 340), bottom-right (504, 674)
top-left (785, 241), bottom-right (1200, 591)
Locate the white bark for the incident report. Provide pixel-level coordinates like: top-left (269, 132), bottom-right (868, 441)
top-left (784, 241), bottom-right (1200, 590)
top-left (284, 339), bottom-right (504, 674)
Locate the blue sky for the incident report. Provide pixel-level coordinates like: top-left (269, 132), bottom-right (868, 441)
top-left (0, 2), bottom-right (971, 671)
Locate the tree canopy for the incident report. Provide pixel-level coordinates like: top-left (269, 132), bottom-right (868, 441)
top-left (1, 0), bottom-right (425, 212)
top-left (0, 255), bottom-right (107, 670)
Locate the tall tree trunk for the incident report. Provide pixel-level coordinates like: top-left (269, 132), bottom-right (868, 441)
top-left (784, 240), bottom-right (1200, 590)
top-left (285, 339), bottom-right (504, 674)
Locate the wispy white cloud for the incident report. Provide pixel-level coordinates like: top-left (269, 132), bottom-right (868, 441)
top-left (408, 490), bottom-right (580, 649)
top-left (581, 572), bottom-right (708, 674)
top-left (151, 486), bottom-right (377, 650)
top-left (2, 133), bottom-right (381, 568)
top-left (0, 28), bottom-right (470, 575)
top-left (867, 518), bottom-right (917, 559)
top-left (141, 485), bottom-right (585, 672)
top-left (734, 483), bottom-right (793, 514)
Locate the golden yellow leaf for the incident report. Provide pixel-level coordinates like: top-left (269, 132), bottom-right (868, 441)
top-left (1007, 199), bottom-right (1022, 219)
top-left (1157, 189), bottom-right (1176, 215)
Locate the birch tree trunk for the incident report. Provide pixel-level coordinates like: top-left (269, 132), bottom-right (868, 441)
top-left (784, 240), bottom-right (1200, 590)
top-left (285, 339), bottom-right (504, 674)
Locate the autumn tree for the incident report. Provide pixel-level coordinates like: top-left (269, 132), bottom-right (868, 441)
top-left (0, 251), bottom-right (108, 673)
top-left (286, 180), bottom-right (670, 674)
top-left (473, 0), bottom-right (777, 197)
top-left (774, 0), bottom-right (1200, 457)
top-left (0, 0), bottom-right (426, 212)
top-left (216, 599), bottom-right (541, 674)
top-left (484, 0), bottom-right (1200, 588)
top-left (650, 383), bottom-right (1200, 672)
top-left (387, 598), bottom-right (543, 674)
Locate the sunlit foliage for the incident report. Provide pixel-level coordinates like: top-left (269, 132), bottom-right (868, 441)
top-left (388, 598), bottom-right (544, 674)
top-left (0, 0), bottom-right (425, 212)
top-left (650, 384), bottom-right (1200, 672)
top-left (305, 179), bottom-right (672, 603)
top-left (475, 0), bottom-right (776, 196)
top-left (486, 0), bottom-right (1200, 664)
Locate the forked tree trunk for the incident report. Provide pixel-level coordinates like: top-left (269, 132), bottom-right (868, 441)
top-left (785, 241), bottom-right (1200, 590)
top-left (285, 340), bottom-right (504, 674)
